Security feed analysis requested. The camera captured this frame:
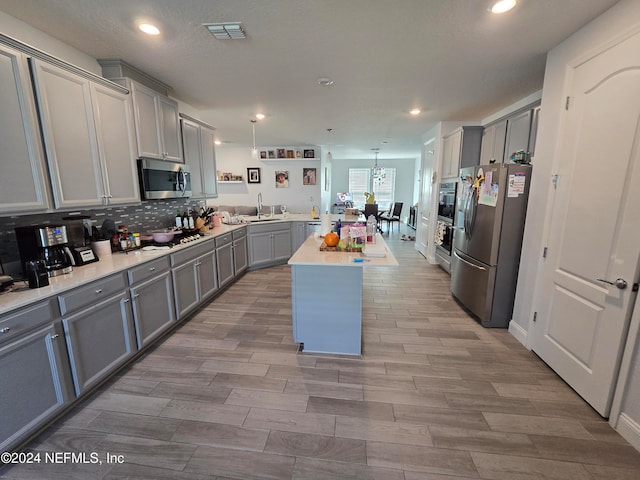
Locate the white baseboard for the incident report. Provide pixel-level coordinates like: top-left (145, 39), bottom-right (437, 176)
top-left (615, 413), bottom-right (640, 452)
top-left (508, 320), bottom-right (529, 348)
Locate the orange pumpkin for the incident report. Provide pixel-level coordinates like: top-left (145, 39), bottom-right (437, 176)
top-left (324, 231), bottom-right (339, 247)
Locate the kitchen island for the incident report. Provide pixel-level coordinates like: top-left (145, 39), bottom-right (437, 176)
top-left (288, 233), bottom-right (398, 355)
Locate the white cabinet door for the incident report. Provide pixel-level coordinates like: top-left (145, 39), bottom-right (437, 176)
top-left (480, 120), bottom-right (507, 165)
top-left (158, 95), bottom-right (182, 162)
top-left (131, 81), bottom-right (162, 160)
top-left (90, 83), bottom-right (139, 205)
top-left (503, 109), bottom-right (532, 163)
top-left (0, 46), bottom-right (50, 214)
top-left (181, 118), bottom-right (204, 196)
top-left (31, 59), bottom-right (104, 208)
top-left (442, 129), bottom-right (462, 178)
top-left (200, 124), bottom-right (218, 197)
top-left (131, 81), bottom-right (183, 162)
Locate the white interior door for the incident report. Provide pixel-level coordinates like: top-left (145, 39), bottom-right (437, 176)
top-left (531, 30), bottom-right (640, 417)
top-left (416, 140), bottom-right (435, 258)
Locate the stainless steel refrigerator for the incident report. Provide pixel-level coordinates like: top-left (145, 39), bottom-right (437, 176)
top-left (450, 163), bottom-right (532, 327)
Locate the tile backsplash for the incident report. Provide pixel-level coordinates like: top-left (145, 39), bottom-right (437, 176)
top-left (0, 198), bottom-right (205, 275)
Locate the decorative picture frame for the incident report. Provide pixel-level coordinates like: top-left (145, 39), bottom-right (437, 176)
top-left (303, 167), bottom-right (317, 186)
top-left (303, 149), bottom-right (315, 158)
top-left (286, 149), bottom-right (295, 158)
top-left (296, 150), bottom-right (302, 158)
top-left (260, 151), bottom-right (267, 159)
top-left (277, 148), bottom-right (286, 158)
top-left (268, 150), bottom-right (275, 159)
top-left (275, 170), bottom-right (289, 188)
top-left (247, 168), bottom-right (261, 184)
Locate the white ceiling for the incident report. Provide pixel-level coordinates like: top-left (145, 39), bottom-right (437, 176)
top-left (0, 0), bottom-right (619, 160)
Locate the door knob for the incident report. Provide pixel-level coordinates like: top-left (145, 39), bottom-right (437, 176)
top-left (596, 278), bottom-right (628, 290)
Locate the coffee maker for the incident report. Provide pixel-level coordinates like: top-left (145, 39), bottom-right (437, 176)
top-left (62, 217), bottom-right (99, 266)
top-left (15, 225), bottom-right (74, 277)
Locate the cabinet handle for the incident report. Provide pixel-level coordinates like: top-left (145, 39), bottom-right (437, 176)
top-left (0, 327), bottom-right (10, 333)
top-left (50, 334), bottom-right (59, 339)
top-left (149, 267), bottom-right (156, 271)
top-left (133, 293), bottom-right (140, 298)
top-left (95, 289), bottom-right (103, 294)
top-left (123, 298), bottom-right (130, 303)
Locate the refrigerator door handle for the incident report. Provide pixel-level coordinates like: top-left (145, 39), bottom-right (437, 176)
top-left (453, 250), bottom-right (487, 271)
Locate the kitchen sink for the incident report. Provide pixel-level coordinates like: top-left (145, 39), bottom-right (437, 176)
top-left (244, 215), bottom-right (282, 223)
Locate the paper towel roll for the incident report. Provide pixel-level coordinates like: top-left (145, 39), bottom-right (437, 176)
top-left (320, 213), bottom-right (332, 236)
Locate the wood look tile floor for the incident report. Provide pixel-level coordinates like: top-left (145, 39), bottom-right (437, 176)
top-left (3, 227), bottom-right (640, 479)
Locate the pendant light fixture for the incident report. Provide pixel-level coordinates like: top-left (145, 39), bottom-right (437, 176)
top-left (372, 148), bottom-right (386, 185)
top-left (251, 119), bottom-right (259, 160)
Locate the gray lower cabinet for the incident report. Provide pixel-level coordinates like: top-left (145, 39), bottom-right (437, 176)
top-left (0, 301), bottom-right (73, 452)
top-left (128, 257), bottom-right (176, 348)
top-left (60, 274), bottom-right (136, 396)
top-left (233, 229), bottom-right (248, 275)
top-left (171, 240), bottom-right (218, 319)
top-left (291, 221), bottom-right (308, 252)
top-left (248, 223), bottom-right (292, 269)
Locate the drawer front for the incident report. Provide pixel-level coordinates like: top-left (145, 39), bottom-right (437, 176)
top-left (58, 273), bottom-right (126, 316)
top-left (170, 239), bottom-right (214, 267)
top-left (215, 232), bottom-right (233, 248)
top-left (127, 257), bottom-right (170, 285)
top-left (248, 222), bottom-right (291, 235)
top-left (0, 299), bottom-right (58, 345)
top-left (232, 227), bottom-right (247, 240)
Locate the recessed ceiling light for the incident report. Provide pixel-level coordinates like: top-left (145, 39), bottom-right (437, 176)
top-left (138, 23), bottom-right (160, 35)
top-left (490, 0), bottom-right (516, 14)
top-left (214, 139), bottom-right (221, 145)
top-left (410, 108), bottom-right (421, 116)
top-left (255, 113), bottom-right (265, 120)
top-left (317, 77), bottom-right (334, 87)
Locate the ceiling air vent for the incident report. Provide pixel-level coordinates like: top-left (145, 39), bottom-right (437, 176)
top-left (204, 23), bottom-right (246, 40)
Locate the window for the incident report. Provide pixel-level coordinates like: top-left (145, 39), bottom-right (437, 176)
top-left (373, 167), bottom-right (396, 212)
top-left (348, 167), bottom-right (396, 210)
top-left (348, 168), bottom-right (370, 208)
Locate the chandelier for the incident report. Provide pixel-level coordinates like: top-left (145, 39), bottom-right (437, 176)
top-left (372, 149), bottom-right (386, 185)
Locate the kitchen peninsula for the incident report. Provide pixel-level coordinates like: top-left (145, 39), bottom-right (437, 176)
top-left (288, 233), bottom-right (398, 355)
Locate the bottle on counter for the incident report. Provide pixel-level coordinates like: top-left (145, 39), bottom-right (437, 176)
top-left (335, 218), bottom-right (342, 234)
top-left (188, 209), bottom-right (195, 230)
top-left (366, 215), bottom-right (376, 243)
top-left (175, 209), bottom-right (182, 228)
top-left (182, 211), bottom-right (189, 230)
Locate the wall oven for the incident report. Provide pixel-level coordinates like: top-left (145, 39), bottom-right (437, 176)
top-left (138, 158), bottom-right (191, 200)
top-left (435, 181), bottom-right (457, 273)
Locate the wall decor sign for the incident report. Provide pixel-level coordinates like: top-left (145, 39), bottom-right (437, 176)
top-left (247, 167), bottom-right (261, 184)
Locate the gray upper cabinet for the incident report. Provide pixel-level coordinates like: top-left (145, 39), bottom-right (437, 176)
top-left (181, 115), bottom-right (218, 198)
top-left (0, 44), bottom-right (50, 214)
top-left (131, 80), bottom-right (183, 162)
top-left (30, 59), bottom-right (139, 208)
top-left (480, 119), bottom-right (507, 165)
top-left (442, 126), bottom-right (483, 178)
top-left (503, 109), bottom-right (532, 163)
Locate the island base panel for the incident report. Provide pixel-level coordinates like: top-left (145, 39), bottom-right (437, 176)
top-left (291, 265), bottom-right (362, 355)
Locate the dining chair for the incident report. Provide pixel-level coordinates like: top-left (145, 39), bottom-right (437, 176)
top-left (380, 202), bottom-right (403, 232)
top-left (363, 203), bottom-right (382, 232)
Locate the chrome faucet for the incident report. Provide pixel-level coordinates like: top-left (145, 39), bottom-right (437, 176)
top-left (257, 192), bottom-right (263, 219)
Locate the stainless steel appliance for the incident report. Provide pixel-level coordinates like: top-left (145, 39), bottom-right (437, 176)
top-left (435, 181), bottom-right (457, 273)
top-left (62, 217), bottom-right (99, 266)
top-left (15, 225), bottom-right (74, 277)
top-left (450, 163), bottom-right (532, 327)
top-left (138, 158), bottom-right (191, 200)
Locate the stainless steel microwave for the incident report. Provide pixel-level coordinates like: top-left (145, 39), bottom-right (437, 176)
top-left (138, 158), bottom-right (191, 200)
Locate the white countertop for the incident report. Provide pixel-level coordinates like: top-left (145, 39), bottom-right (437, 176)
top-left (238, 213), bottom-right (362, 224)
top-left (288, 233), bottom-right (399, 267)
top-left (0, 224), bottom-right (246, 316)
